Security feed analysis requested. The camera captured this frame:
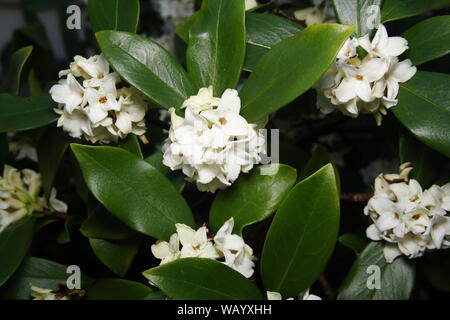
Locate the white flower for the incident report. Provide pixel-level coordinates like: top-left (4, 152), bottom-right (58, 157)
top-left (50, 54), bottom-right (148, 144)
top-left (0, 165), bottom-right (68, 233)
top-left (294, 0), bottom-right (336, 26)
top-left (151, 233), bottom-right (181, 265)
top-left (176, 224), bottom-right (220, 259)
top-left (364, 163), bottom-right (450, 263)
top-left (7, 132), bottom-right (38, 163)
top-left (245, 0), bottom-right (258, 11)
top-left (358, 24), bottom-right (408, 58)
top-left (266, 289), bottom-right (321, 300)
top-left (315, 24), bottom-right (416, 125)
top-left (31, 285), bottom-right (68, 301)
top-left (214, 218), bottom-right (255, 278)
top-left (162, 87), bottom-right (266, 193)
top-left (151, 224), bottom-right (219, 265)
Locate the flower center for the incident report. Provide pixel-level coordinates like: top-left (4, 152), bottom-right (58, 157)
top-left (356, 75), bottom-right (364, 81)
top-left (219, 117), bottom-right (227, 125)
top-left (99, 97), bottom-right (108, 104)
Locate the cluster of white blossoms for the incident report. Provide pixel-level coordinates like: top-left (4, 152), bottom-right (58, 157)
top-left (364, 163), bottom-right (450, 263)
top-left (315, 24), bottom-right (417, 125)
top-left (0, 165), bottom-right (67, 232)
top-left (294, 0), bottom-right (336, 27)
top-left (152, 218), bottom-right (256, 278)
top-left (162, 87), bottom-right (266, 193)
top-left (7, 132), bottom-right (38, 163)
top-left (50, 54), bottom-right (148, 144)
top-left (267, 289), bottom-right (322, 300)
top-left (30, 285), bottom-right (84, 300)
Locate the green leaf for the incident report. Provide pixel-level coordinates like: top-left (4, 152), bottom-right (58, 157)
top-left (89, 237), bottom-right (141, 277)
top-left (143, 258), bottom-right (264, 300)
top-left (37, 126), bottom-right (70, 199)
top-left (337, 242), bottom-right (416, 300)
top-left (4, 46), bottom-right (33, 94)
top-left (80, 205), bottom-right (136, 241)
top-left (0, 218), bottom-right (35, 287)
top-left (261, 164), bottom-right (340, 297)
top-left (96, 31), bottom-right (195, 110)
top-left (209, 164), bottom-right (297, 234)
top-left (403, 15), bottom-right (450, 66)
top-left (186, 0), bottom-right (246, 96)
top-left (399, 130), bottom-right (447, 188)
top-left (244, 13), bottom-right (303, 72)
top-left (298, 145), bottom-right (341, 192)
top-left (0, 256), bottom-right (94, 300)
top-left (87, 278), bottom-right (163, 300)
top-left (88, 0), bottom-right (140, 33)
top-left (118, 134), bottom-right (143, 158)
top-left (178, 12), bottom-right (303, 73)
top-left (240, 24), bottom-right (355, 123)
top-left (71, 144), bottom-right (195, 240)
top-left (56, 214), bottom-right (84, 244)
top-left (0, 94), bottom-right (57, 133)
top-left (392, 71), bottom-right (450, 158)
top-left (338, 233), bottom-right (368, 255)
top-left (332, 0), bottom-right (383, 37)
top-left (381, 0), bottom-right (449, 23)
top-left (0, 134), bottom-right (7, 171)
top-left (423, 250), bottom-right (450, 292)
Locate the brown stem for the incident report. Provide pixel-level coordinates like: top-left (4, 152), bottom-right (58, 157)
top-left (41, 208), bottom-right (68, 220)
top-left (340, 193), bottom-right (373, 202)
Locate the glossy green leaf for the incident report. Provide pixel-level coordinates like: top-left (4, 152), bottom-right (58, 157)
top-left (244, 13), bottom-right (303, 72)
top-left (71, 144), bottom-right (195, 240)
top-left (338, 233), bottom-right (368, 255)
top-left (338, 242), bottom-right (416, 300)
top-left (37, 126), bottom-right (70, 199)
top-left (392, 71), bottom-right (450, 158)
top-left (87, 278), bottom-right (163, 300)
top-left (403, 15), bottom-right (450, 66)
top-left (88, 0), bottom-right (140, 33)
top-left (89, 237), bottom-right (141, 277)
top-left (0, 218), bottom-right (35, 287)
top-left (261, 164), bottom-right (340, 297)
top-left (240, 24), bottom-right (354, 123)
top-left (332, 0), bottom-right (383, 37)
top-left (209, 164), bottom-right (297, 234)
top-left (80, 205), bottom-right (136, 241)
top-left (143, 258), bottom-right (264, 300)
top-left (381, 0), bottom-right (450, 23)
top-left (0, 256), bottom-right (94, 300)
top-left (0, 94), bottom-right (57, 133)
top-left (4, 46), bottom-right (33, 94)
top-left (96, 31), bottom-right (195, 109)
top-left (399, 131), bottom-right (447, 187)
top-left (298, 145), bottom-right (341, 192)
top-left (186, 0), bottom-right (246, 96)
top-left (118, 134), bottom-right (143, 158)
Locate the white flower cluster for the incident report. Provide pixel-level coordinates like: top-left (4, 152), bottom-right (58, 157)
top-left (294, 0), bottom-right (336, 27)
top-left (50, 55), bottom-right (148, 144)
top-left (267, 289), bottom-right (322, 300)
top-left (0, 165), bottom-right (67, 232)
top-left (315, 25), bottom-right (417, 125)
top-left (7, 132), bottom-right (38, 163)
top-left (364, 163), bottom-right (450, 263)
top-left (162, 87), bottom-right (266, 193)
top-left (30, 285), bottom-right (84, 300)
top-left (151, 218), bottom-right (256, 278)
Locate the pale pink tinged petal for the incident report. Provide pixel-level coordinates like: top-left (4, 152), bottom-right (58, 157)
top-left (391, 59), bottom-right (417, 83)
top-left (384, 37), bottom-right (409, 57)
top-left (366, 224), bottom-right (382, 241)
top-left (384, 243), bottom-right (402, 263)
